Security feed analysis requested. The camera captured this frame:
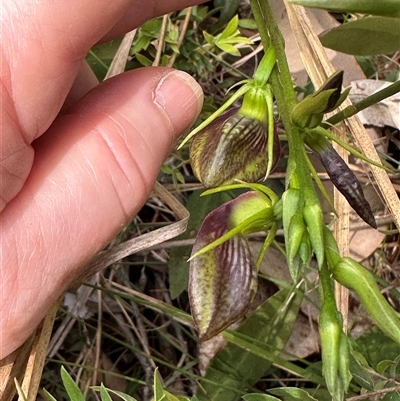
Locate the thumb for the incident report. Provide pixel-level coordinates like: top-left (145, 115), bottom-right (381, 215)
top-left (0, 67), bottom-right (203, 359)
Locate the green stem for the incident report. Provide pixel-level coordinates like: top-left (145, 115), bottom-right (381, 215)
top-left (326, 79), bottom-right (400, 126)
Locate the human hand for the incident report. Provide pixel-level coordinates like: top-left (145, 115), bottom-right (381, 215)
top-left (1, 0), bottom-right (204, 359)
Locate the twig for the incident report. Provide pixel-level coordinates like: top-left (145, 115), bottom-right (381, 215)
top-left (167, 7), bottom-right (193, 68)
top-left (326, 80), bottom-right (400, 126)
top-left (153, 14), bottom-right (169, 67)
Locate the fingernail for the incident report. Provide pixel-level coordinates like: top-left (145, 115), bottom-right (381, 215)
top-left (155, 70), bottom-right (203, 133)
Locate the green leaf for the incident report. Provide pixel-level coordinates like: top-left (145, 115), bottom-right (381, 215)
top-left (99, 384), bottom-right (113, 401)
top-left (60, 366), bottom-right (85, 401)
top-left (91, 386), bottom-right (138, 401)
top-left (356, 327), bottom-right (400, 370)
top-left (42, 389), bottom-right (58, 401)
top-left (220, 15), bottom-right (239, 39)
top-left (153, 366), bottom-right (183, 401)
top-left (268, 388), bottom-right (318, 401)
top-left (320, 17), bottom-right (400, 55)
top-left (196, 288), bottom-right (303, 400)
top-left (130, 35), bottom-right (151, 55)
top-left (219, 37), bottom-right (253, 45)
top-left (377, 360), bottom-right (396, 375)
top-left (154, 368), bottom-right (164, 401)
top-left (243, 395), bottom-right (280, 401)
top-left (348, 350), bottom-right (374, 391)
top-left (203, 30), bottom-right (215, 45)
top-left (288, 0), bottom-right (400, 18)
top-left (216, 43), bottom-right (241, 56)
top-left (135, 53), bottom-right (153, 66)
top-left (238, 19), bottom-right (258, 30)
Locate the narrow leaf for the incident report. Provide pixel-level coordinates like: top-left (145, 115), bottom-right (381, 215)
top-left (220, 15), bottom-right (239, 39)
top-left (320, 17), bottom-right (400, 56)
top-left (268, 387), bottom-right (318, 401)
top-left (60, 366), bottom-right (85, 401)
top-left (288, 0), bottom-right (400, 18)
top-left (99, 384), bottom-right (113, 401)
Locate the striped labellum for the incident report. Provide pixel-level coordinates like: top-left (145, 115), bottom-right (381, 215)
top-left (190, 107), bottom-right (280, 188)
top-left (188, 191), bottom-right (274, 340)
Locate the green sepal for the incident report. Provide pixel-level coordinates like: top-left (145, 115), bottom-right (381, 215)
top-left (303, 201), bottom-right (325, 267)
top-left (323, 226), bottom-right (342, 269)
top-left (287, 210), bottom-right (306, 270)
top-left (178, 83), bottom-right (250, 149)
top-left (253, 46), bottom-right (276, 86)
top-left (282, 188), bottom-right (305, 282)
top-left (282, 188), bottom-right (303, 237)
top-left (299, 229), bottom-right (312, 265)
top-left (256, 222), bottom-right (278, 270)
top-left (339, 332), bottom-right (352, 393)
top-left (201, 181), bottom-right (280, 205)
top-left (309, 126), bottom-right (388, 171)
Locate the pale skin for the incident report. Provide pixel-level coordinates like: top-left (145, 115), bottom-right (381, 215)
top-left (1, 0), bottom-right (206, 359)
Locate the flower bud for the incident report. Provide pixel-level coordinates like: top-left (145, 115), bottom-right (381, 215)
top-left (333, 257), bottom-right (400, 345)
top-left (319, 300), bottom-right (343, 399)
top-left (291, 71), bottom-right (349, 129)
top-left (190, 107), bottom-right (280, 188)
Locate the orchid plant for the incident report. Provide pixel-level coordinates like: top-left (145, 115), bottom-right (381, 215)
top-left (179, 1), bottom-right (400, 400)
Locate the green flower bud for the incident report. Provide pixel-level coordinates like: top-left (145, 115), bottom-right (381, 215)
top-left (333, 257), bottom-right (400, 345)
top-left (291, 71), bottom-right (348, 129)
top-left (319, 260), bottom-right (350, 400)
top-left (282, 188), bottom-right (305, 281)
top-left (287, 209), bottom-right (306, 281)
top-left (190, 107), bottom-right (280, 188)
top-left (319, 300), bottom-right (343, 399)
